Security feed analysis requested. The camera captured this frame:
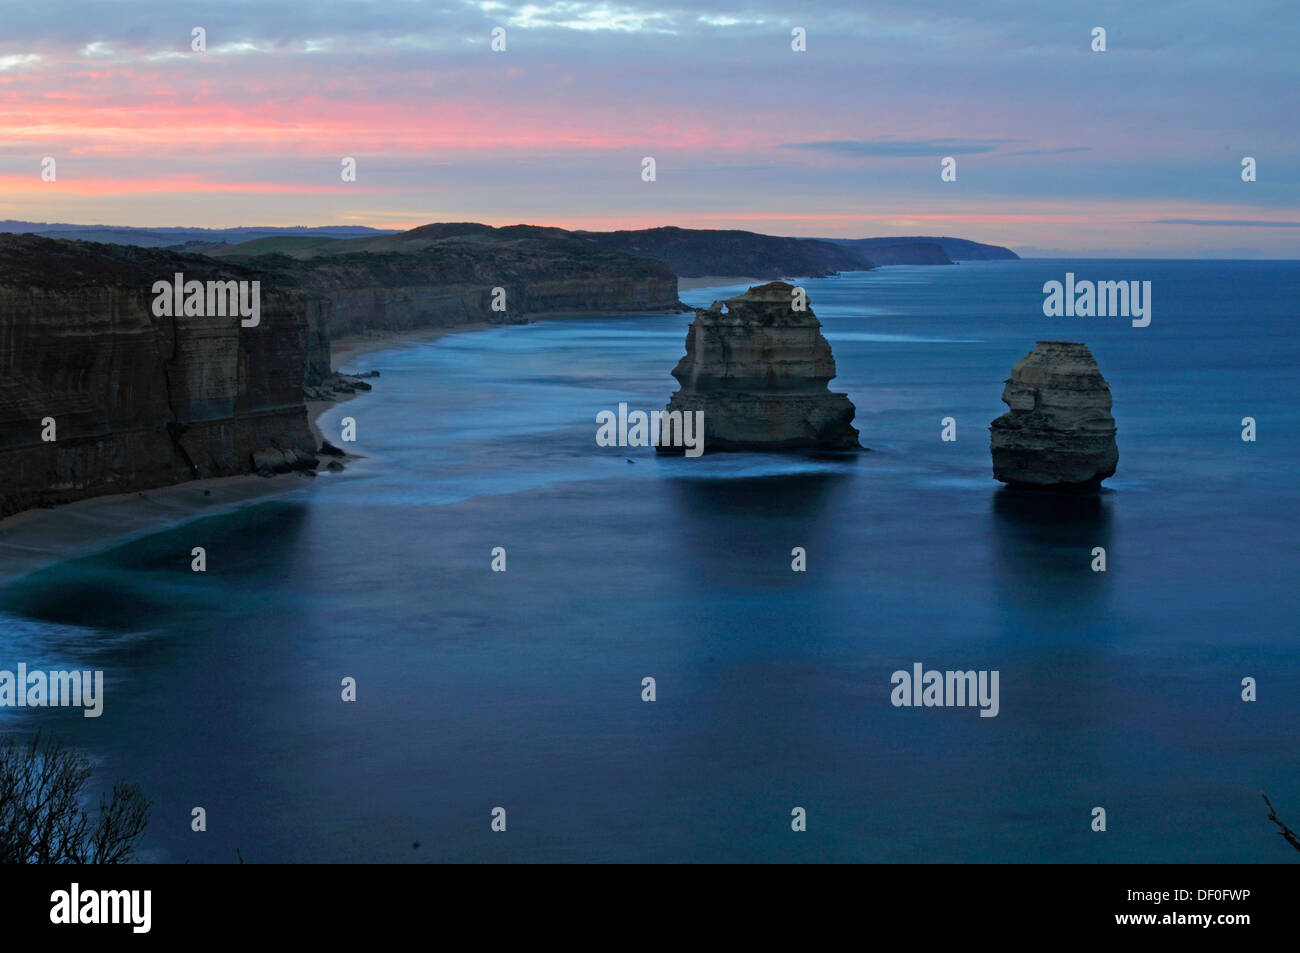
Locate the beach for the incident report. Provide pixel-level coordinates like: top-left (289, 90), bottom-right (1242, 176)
top-left (676, 275), bottom-right (768, 291)
top-left (0, 321), bottom-right (505, 587)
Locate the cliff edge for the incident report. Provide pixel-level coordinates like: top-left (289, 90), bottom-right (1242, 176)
top-left (0, 235), bottom-right (315, 518)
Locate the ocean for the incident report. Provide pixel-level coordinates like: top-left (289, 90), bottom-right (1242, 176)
top-left (2, 259), bottom-right (1297, 862)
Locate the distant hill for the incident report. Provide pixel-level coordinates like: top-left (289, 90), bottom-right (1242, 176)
top-left (0, 219), bottom-right (1018, 274)
top-left (844, 241), bottom-right (951, 265)
top-left (826, 236), bottom-right (1019, 261)
top-left (0, 221), bottom-right (396, 249)
top-left (207, 223), bottom-right (872, 278)
top-left (199, 223), bottom-right (683, 349)
top-left (572, 226), bottom-right (868, 278)
top-left (197, 236), bottom-right (342, 259)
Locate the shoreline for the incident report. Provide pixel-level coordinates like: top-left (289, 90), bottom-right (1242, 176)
top-left (0, 324), bottom-right (495, 588)
top-left (329, 322), bottom-right (497, 368)
top-left (676, 275), bottom-right (770, 291)
top-left (0, 470), bottom-right (320, 588)
top-left (0, 308), bottom-right (691, 588)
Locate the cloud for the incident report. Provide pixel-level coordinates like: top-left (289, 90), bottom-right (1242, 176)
top-left (0, 54), bottom-right (40, 71)
top-left (504, 3), bottom-right (677, 33)
top-left (783, 138), bottom-right (1013, 157)
top-left (1151, 219), bottom-right (1300, 227)
top-left (1006, 147), bottom-right (1092, 157)
top-left (0, 0), bottom-right (1296, 255)
top-left (697, 15), bottom-right (767, 27)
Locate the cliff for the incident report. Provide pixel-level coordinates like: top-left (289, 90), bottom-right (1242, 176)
top-left (573, 226), bottom-right (869, 278)
top-left (828, 236), bottom-right (1019, 262)
top-left (657, 281), bottom-right (859, 452)
top-left (989, 341), bottom-right (1118, 488)
top-left (0, 235), bottom-right (314, 519)
top-left (849, 241), bottom-right (951, 265)
top-left (0, 220), bottom-right (392, 248)
top-left (206, 220), bottom-right (865, 281)
top-left (207, 226), bottom-right (682, 383)
top-left (4, 220), bottom-right (1021, 269)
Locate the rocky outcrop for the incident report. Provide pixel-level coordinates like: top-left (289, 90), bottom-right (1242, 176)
top-left (305, 372), bottom-right (374, 402)
top-left (657, 281), bottom-right (859, 452)
top-left (252, 446), bottom-right (318, 476)
top-left (989, 341), bottom-right (1118, 488)
top-left (0, 235), bottom-right (315, 519)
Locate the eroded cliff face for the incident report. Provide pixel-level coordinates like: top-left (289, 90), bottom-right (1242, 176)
top-left (657, 281), bottom-right (859, 452)
top-left (305, 275), bottom-right (677, 340)
top-left (229, 234), bottom-right (681, 384)
top-left (519, 276), bottom-right (680, 314)
top-left (989, 340), bottom-right (1118, 488)
top-left (0, 235), bottom-right (314, 518)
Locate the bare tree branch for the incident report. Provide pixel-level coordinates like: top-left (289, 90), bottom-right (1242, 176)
top-left (1262, 793), bottom-right (1300, 854)
top-left (0, 731), bottom-right (150, 864)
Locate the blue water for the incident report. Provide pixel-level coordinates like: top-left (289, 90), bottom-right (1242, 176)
top-left (2, 260), bottom-right (1297, 862)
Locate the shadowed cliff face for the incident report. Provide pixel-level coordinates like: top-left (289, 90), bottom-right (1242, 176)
top-left (0, 235), bottom-right (313, 518)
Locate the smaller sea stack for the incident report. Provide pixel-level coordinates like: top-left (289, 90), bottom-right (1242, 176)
top-left (657, 281), bottom-right (859, 453)
top-left (989, 341), bottom-right (1118, 488)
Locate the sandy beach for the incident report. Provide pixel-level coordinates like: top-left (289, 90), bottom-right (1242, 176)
top-left (676, 275), bottom-right (769, 291)
top-left (329, 322), bottom-right (496, 368)
top-left (0, 322), bottom-right (501, 588)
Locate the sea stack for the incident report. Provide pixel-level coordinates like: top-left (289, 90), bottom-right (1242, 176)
top-left (989, 341), bottom-right (1118, 488)
top-left (657, 281), bottom-right (859, 452)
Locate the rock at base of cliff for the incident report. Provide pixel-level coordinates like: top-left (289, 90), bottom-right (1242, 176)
top-left (307, 372), bottom-right (376, 401)
top-left (252, 446), bottom-right (319, 477)
top-left (989, 341), bottom-right (1118, 488)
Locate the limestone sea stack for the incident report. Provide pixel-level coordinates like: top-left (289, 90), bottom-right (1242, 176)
top-left (656, 281), bottom-right (859, 452)
top-left (989, 341), bottom-right (1118, 488)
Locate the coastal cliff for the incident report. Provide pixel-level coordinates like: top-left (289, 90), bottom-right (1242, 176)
top-left (0, 228), bottom-right (686, 518)
top-left (225, 224), bottom-right (1010, 276)
top-left (989, 341), bottom-right (1118, 488)
top-left (207, 226), bottom-right (682, 383)
top-left (657, 281), bottom-right (859, 452)
top-left (844, 241), bottom-right (951, 265)
top-left (828, 236), bottom-right (1019, 262)
top-left (0, 235), bottom-right (314, 519)
top-left (575, 226), bottom-right (869, 278)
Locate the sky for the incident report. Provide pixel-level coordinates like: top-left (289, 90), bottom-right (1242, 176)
top-left (1, 0), bottom-right (1297, 257)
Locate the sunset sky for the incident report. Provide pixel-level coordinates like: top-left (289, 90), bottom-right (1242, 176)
top-left (1, 0), bottom-right (1297, 256)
